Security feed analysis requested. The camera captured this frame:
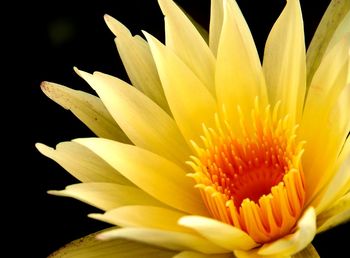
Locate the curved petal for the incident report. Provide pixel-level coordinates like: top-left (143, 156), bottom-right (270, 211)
top-left (159, 0), bottom-right (216, 95)
top-left (174, 251), bottom-right (233, 258)
top-left (90, 205), bottom-right (191, 233)
top-left (317, 192), bottom-right (350, 233)
top-left (145, 32), bottom-right (217, 145)
top-left (306, 0), bottom-right (350, 86)
top-left (216, 0), bottom-right (267, 131)
top-left (75, 138), bottom-right (208, 216)
top-left (48, 228), bottom-right (176, 258)
top-left (263, 0), bottom-right (306, 125)
top-left (209, 0), bottom-right (224, 57)
top-left (300, 36), bottom-right (350, 204)
top-left (40, 81), bottom-right (129, 142)
top-left (257, 207), bottom-right (316, 256)
top-left (48, 183), bottom-right (164, 211)
top-left (36, 141), bottom-right (131, 185)
top-left (97, 227), bottom-right (228, 254)
top-left (234, 244), bottom-right (319, 258)
top-left (76, 68), bottom-right (190, 166)
top-left (178, 216), bottom-right (258, 251)
top-left (326, 11), bottom-right (350, 55)
top-left (104, 15), bottom-right (171, 113)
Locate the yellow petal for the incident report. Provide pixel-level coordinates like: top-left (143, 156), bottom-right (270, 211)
top-left (300, 36), bottom-right (350, 204)
top-left (89, 205), bottom-right (191, 233)
top-left (312, 137), bottom-right (350, 214)
top-left (292, 244), bottom-right (320, 258)
top-left (76, 68), bottom-right (190, 166)
top-left (216, 0), bottom-right (267, 130)
top-left (35, 141), bottom-right (131, 185)
top-left (40, 81), bottom-right (129, 142)
top-left (178, 216), bottom-right (258, 251)
top-left (234, 244), bottom-right (319, 258)
top-left (48, 227), bottom-right (176, 258)
top-left (326, 11), bottom-right (350, 54)
top-left (48, 183), bottom-right (164, 211)
top-left (145, 32), bottom-right (217, 144)
top-left (317, 192), bottom-right (350, 233)
top-left (174, 251), bottom-right (233, 258)
top-left (306, 0), bottom-right (350, 86)
top-left (75, 137), bottom-right (208, 216)
top-left (158, 0), bottom-right (216, 95)
top-left (97, 227), bottom-right (227, 254)
top-left (263, 0), bottom-right (306, 125)
top-left (258, 207), bottom-right (316, 256)
top-left (105, 16), bottom-right (171, 113)
top-left (209, 0), bottom-right (224, 57)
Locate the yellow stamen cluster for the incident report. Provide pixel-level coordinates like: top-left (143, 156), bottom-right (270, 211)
top-left (188, 102), bottom-right (306, 243)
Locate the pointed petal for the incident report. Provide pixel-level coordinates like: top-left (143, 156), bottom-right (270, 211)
top-left (300, 36), bottom-right (350, 203)
top-left (75, 138), bottom-right (208, 216)
top-left (317, 192), bottom-right (350, 233)
top-left (97, 228), bottom-right (227, 254)
top-left (105, 16), bottom-right (170, 113)
top-left (178, 216), bottom-right (258, 251)
top-left (35, 141), bottom-right (131, 185)
top-left (145, 33), bottom-right (217, 144)
top-left (209, 0), bottom-right (224, 56)
top-left (292, 244), bottom-right (320, 258)
top-left (89, 205), bottom-right (191, 233)
top-left (216, 0), bottom-right (267, 130)
top-left (312, 136), bottom-right (350, 214)
top-left (48, 228), bottom-right (176, 258)
top-left (306, 0), bottom-right (350, 86)
top-left (40, 81), bottom-right (129, 142)
top-left (76, 69), bottom-right (190, 166)
top-left (173, 251), bottom-right (233, 258)
top-left (48, 183), bottom-right (164, 211)
top-left (234, 244), bottom-right (319, 258)
top-left (258, 207), bottom-right (316, 256)
top-left (326, 11), bottom-right (350, 54)
top-left (159, 0), bottom-right (216, 95)
top-left (263, 0), bottom-right (306, 124)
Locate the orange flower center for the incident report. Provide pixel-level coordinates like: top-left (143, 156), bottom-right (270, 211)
top-left (188, 104), bottom-right (306, 243)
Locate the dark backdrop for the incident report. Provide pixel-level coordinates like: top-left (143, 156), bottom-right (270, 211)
top-left (16, 0), bottom-right (349, 257)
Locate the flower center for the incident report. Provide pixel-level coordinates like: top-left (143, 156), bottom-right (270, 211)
top-left (188, 103), bottom-right (306, 243)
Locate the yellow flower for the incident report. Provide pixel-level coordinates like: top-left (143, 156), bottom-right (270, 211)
top-left (37, 0), bottom-right (350, 257)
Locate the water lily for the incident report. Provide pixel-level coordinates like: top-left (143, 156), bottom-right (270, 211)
top-left (37, 0), bottom-right (350, 257)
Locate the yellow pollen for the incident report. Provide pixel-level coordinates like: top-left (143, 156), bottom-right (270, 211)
top-left (188, 102), bottom-right (306, 243)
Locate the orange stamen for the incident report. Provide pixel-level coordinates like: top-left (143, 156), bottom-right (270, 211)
top-left (188, 101), bottom-right (306, 243)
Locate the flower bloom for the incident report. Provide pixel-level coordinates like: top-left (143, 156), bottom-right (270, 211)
top-left (37, 0), bottom-right (350, 257)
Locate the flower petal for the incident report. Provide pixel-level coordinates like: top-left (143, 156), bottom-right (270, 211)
top-left (35, 141), bottom-right (131, 185)
top-left (97, 227), bottom-right (227, 254)
top-left (178, 215), bottom-right (258, 251)
top-left (75, 137), bottom-right (208, 216)
top-left (48, 228), bottom-right (176, 258)
top-left (173, 251), bottom-right (233, 258)
top-left (40, 81), bottom-right (129, 142)
top-left (306, 0), bottom-right (350, 86)
top-left (257, 207), bottom-right (316, 256)
top-left (312, 136), bottom-right (350, 214)
top-left (89, 205), bottom-right (191, 233)
top-left (209, 0), bottom-right (224, 57)
top-left (104, 15), bottom-right (171, 114)
top-left (76, 68), bottom-right (190, 166)
top-left (317, 192), bottom-right (350, 233)
top-left (300, 36), bottom-right (350, 204)
top-left (216, 0), bottom-right (268, 130)
top-left (326, 11), bottom-right (350, 54)
top-left (234, 244), bottom-right (319, 258)
top-left (145, 32), bottom-right (217, 144)
top-left (158, 0), bottom-right (216, 95)
top-left (48, 183), bottom-right (164, 211)
top-left (263, 0), bottom-right (306, 124)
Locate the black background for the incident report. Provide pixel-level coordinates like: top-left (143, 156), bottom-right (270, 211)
top-left (12, 0), bottom-right (349, 257)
